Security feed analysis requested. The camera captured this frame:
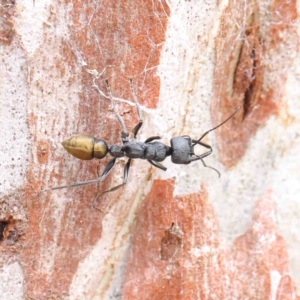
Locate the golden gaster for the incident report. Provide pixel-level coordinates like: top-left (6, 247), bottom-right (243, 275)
top-left (62, 134), bottom-right (108, 160)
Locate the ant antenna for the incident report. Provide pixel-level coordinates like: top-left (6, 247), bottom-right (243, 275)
top-left (191, 107), bottom-right (240, 177)
top-left (192, 107), bottom-right (240, 146)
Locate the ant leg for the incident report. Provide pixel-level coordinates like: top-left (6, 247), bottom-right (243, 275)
top-left (192, 107), bottom-right (239, 146)
top-left (129, 79), bottom-right (143, 138)
top-left (105, 80), bottom-right (129, 142)
top-left (93, 159), bottom-right (132, 211)
top-left (147, 160), bottom-right (167, 171)
top-left (100, 158), bottom-right (132, 194)
top-left (144, 136), bottom-right (161, 143)
top-left (47, 158), bottom-right (117, 191)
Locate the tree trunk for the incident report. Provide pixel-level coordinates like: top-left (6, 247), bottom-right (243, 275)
top-left (0, 0), bottom-right (299, 299)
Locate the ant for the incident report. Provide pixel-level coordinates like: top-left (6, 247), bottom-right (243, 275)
top-left (49, 80), bottom-right (238, 195)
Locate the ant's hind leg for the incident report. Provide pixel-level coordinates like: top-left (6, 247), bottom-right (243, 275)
top-left (129, 79), bottom-right (143, 138)
top-left (93, 158), bottom-right (132, 211)
top-left (105, 80), bottom-right (129, 142)
top-left (100, 158), bottom-right (132, 195)
top-left (48, 158), bottom-right (117, 191)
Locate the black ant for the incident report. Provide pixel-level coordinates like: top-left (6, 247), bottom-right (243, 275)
top-left (49, 80), bottom-right (238, 194)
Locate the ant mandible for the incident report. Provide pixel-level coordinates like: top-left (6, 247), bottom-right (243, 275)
top-left (50, 80), bottom-right (238, 195)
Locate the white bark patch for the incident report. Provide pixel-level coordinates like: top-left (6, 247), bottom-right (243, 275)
top-left (0, 41), bottom-right (30, 196)
top-left (0, 261), bottom-right (24, 299)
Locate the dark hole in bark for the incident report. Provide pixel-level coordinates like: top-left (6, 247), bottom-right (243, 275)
top-left (0, 221), bottom-right (8, 241)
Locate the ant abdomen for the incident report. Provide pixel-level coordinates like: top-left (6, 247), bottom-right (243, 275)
top-left (62, 134), bottom-right (108, 160)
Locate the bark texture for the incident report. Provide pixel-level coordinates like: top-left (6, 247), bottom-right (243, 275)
top-left (0, 0), bottom-right (299, 299)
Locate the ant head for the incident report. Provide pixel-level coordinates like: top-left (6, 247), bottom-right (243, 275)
top-left (62, 134), bottom-right (108, 160)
